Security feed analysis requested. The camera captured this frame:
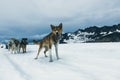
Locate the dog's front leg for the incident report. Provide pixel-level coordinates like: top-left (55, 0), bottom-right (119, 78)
top-left (48, 43), bottom-right (53, 62)
top-left (19, 47), bottom-right (21, 53)
top-left (35, 46), bottom-right (41, 59)
top-left (24, 46), bottom-right (27, 53)
top-left (49, 48), bottom-right (53, 62)
top-left (17, 45), bottom-right (20, 53)
top-left (54, 43), bottom-right (59, 60)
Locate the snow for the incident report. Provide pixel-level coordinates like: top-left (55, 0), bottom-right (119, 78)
top-left (0, 43), bottom-right (120, 80)
top-left (100, 32), bottom-right (107, 35)
top-left (64, 32), bottom-right (95, 43)
top-left (116, 29), bottom-right (120, 32)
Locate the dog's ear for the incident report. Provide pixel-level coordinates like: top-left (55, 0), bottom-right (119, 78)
top-left (59, 23), bottom-right (62, 29)
top-left (50, 24), bottom-right (55, 30)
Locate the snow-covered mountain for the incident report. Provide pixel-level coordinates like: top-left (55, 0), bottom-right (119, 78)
top-left (61, 24), bottom-right (120, 43)
top-left (1, 24), bottom-right (120, 44)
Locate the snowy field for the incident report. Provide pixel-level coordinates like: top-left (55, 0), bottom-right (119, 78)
top-left (0, 43), bottom-right (120, 80)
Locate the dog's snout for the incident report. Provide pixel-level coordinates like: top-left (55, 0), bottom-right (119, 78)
top-left (56, 32), bottom-right (58, 34)
top-left (56, 32), bottom-right (59, 35)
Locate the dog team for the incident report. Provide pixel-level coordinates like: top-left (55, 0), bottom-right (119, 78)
top-left (7, 38), bottom-right (28, 54)
top-left (7, 23), bottom-right (63, 62)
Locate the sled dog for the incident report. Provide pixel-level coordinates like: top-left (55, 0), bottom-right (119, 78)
top-left (8, 38), bottom-right (20, 54)
top-left (33, 23), bottom-right (62, 62)
top-left (19, 38), bottom-right (28, 53)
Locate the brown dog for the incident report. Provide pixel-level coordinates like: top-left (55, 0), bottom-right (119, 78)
top-left (33, 23), bottom-right (62, 62)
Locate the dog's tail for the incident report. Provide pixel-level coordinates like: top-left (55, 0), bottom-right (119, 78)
top-left (33, 40), bottom-right (40, 45)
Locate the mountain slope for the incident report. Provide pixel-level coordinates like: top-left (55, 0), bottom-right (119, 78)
top-left (95, 32), bottom-right (120, 42)
top-left (61, 24), bottom-right (120, 43)
top-left (1, 24), bottom-right (120, 44)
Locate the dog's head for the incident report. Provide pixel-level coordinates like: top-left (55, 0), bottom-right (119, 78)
top-left (33, 40), bottom-right (40, 45)
top-left (9, 38), bottom-right (20, 47)
top-left (50, 23), bottom-right (62, 39)
top-left (21, 38), bottom-right (28, 45)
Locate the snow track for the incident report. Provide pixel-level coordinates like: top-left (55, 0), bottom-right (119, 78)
top-left (4, 54), bottom-right (31, 80)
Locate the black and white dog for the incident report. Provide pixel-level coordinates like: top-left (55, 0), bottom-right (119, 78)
top-left (7, 38), bottom-right (20, 54)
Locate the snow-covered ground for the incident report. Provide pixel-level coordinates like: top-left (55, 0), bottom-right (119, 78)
top-left (0, 43), bottom-right (120, 80)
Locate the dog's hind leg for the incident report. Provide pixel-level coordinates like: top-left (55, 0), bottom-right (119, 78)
top-left (44, 47), bottom-right (48, 57)
top-left (49, 45), bottom-right (53, 62)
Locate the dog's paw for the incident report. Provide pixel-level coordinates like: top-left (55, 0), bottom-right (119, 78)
top-left (49, 60), bottom-right (53, 62)
top-left (57, 57), bottom-right (60, 60)
top-left (45, 55), bottom-right (48, 57)
top-left (34, 57), bottom-right (38, 60)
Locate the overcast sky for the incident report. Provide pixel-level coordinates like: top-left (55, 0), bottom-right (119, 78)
top-left (0, 0), bottom-right (120, 38)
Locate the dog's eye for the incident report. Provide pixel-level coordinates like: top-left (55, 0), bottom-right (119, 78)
top-left (53, 29), bottom-right (56, 31)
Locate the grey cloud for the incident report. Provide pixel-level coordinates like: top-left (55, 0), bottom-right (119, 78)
top-left (0, 0), bottom-right (120, 37)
